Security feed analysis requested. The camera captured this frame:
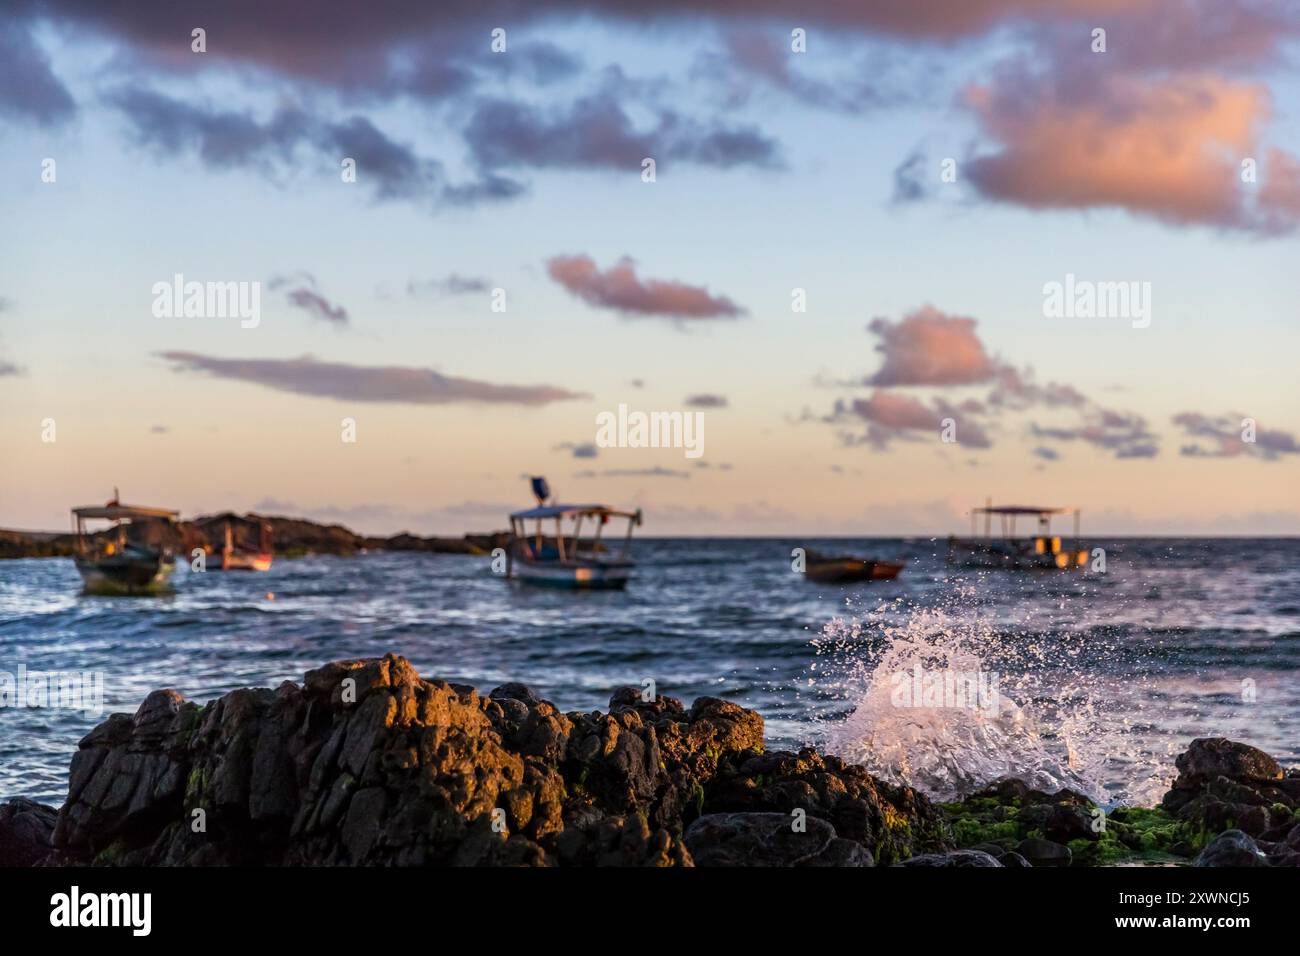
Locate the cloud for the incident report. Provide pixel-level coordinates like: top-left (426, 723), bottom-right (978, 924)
top-left (463, 88), bottom-right (781, 173)
top-left (684, 394), bottom-right (728, 408)
top-left (574, 466), bottom-right (691, 479)
top-left (286, 288), bottom-right (348, 325)
top-left (0, 300), bottom-right (22, 376)
top-left (270, 273), bottom-right (349, 325)
top-left (891, 149), bottom-right (928, 204)
top-left (247, 497), bottom-right (516, 534)
top-left (865, 306), bottom-right (1000, 386)
top-left (1030, 407), bottom-right (1159, 459)
top-left (829, 390), bottom-right (992, 450)
top-left (21, 0), bottom-right (1168, 64)
top-left (107, 88), bottom-right (520, 209)
top-left (554, 441), bottom-right (599, 459)
top-left (407, 274), bottom-right (492, 297)
top-left (547, 255), bottom-right (745, 320)
top-left (157, 351), bottom-right (588, 406)
top-left (492, 41), bottom-right (583, 85)
top-left (823, 304), bottom-right (1160, 458)
top-left (987, 366), bottom-right (1088, 411)
top-left (963, 69), bottom-right (1300, 234)
top-left (0, 21), bottom-right (76, 126)
top-left (704, 28), bottom-right (910, 115)
top-left (1174, 412), bottom-right (1300, 460)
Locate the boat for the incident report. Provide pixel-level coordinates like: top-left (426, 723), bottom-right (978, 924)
top-left (198, 514), bottom-right (273, 571)
top-left (71, 494), bottom-right (179, 595)
top-left (947, 501), bottom-right (1089, 571)
top-left (506, 477), bottom-right (641, 589)
top-left (803, 550), bottom-right (905, 584)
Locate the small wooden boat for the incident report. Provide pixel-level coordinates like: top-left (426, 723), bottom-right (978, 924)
top-left (804, 550), bottom-right (905, 584)
top-left (506, 477), bottom-right (641, 589)
top-left (947, 502), bottom-right (1089, 571)
top-left (199, 515), bottom-right (273, 571)
top-left (72, 495), bottom-right (178, 595)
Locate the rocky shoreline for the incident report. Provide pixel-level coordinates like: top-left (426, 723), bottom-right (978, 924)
top-left (1, 654), bottom-right (1296, 867)
top-left (0, 514), bottom-right (508, 560)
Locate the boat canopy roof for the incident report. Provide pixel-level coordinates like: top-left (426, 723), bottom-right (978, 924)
top-left (511, 504), bottom-right (640, 522)
top-left (73, 504), bottom-right (179, 521)
top-left (973, 505), bottom-right (1074, 516)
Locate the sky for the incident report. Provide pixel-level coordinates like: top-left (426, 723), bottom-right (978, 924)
top-left (1, 0), bottom-right (1298, 536)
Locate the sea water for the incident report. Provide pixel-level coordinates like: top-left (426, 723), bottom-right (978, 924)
top-left (1, 537), bottom-right (1297, 806)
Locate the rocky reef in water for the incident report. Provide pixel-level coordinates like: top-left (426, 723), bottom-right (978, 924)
top-left (1, 654), bottom-right (1296, 867)
top-left (0, 515), bottom-right (508, 560)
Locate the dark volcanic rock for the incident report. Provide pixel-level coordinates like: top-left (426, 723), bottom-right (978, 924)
top-left (0, 798), bottom-right (57, 865)
top-left (700, 748), bottom-right (949, 864)
top-left (685, 812), bottom-right (874, 866)
top-left (1194, 830), bottom-right (1270, 867)
top-left (894, 849), bottom-right (1002, 867)
top-left (1016, 837), bottom-right (1072, 867)
top-left (35, 654), bottom-right (949, 867)
top-left (1161, 737), bottom-right (1299, 863)
top-left (1017, 801), bottom-right (1101, 843)
top-left (1175, 739), bottom-right (1282, 785)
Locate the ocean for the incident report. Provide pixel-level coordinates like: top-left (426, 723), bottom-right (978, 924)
top-left (2, 537), bottom-right (1298, 808)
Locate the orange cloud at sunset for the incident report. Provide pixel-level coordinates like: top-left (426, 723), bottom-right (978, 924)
top-left (965, 72), bottom-right (1299, 233)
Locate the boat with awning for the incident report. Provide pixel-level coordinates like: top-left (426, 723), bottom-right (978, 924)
top-left (506, 477), bottom-right (641, 589)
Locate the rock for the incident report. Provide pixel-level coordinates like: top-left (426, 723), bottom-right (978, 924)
top-left (1175, 739), bottom-right (1283, 784)
top-left (0, 798), bottom-right (58, 865)
top-left (685, 812), bottom-right (873, 866)
top-left (1016, 837), bottom-right (1072, 867)
top-left (700, 748), bottom-right (949, 864)
top-left (894, 849), bottom-right (1002, 867)
top-left (973, 778), bottom-right (1031, 803)
top-left (1161, 738), bottom-right (1296, 848)
top-left (1017, 801), bottom-right (1101, 843)
top-left (1194, 830), bottom-right (1270, 867)
top-left (33, 653), bottom-right (947, 867)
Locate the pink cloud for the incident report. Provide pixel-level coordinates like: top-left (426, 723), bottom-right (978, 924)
top-left (547, 255), bottom-right (745, 320)
top-left (866, 306), bottom-right (999, 386)
top-left (833, 390), bottom-right (993, 449)
top-left (964, 71), bottom-right (1300, 233)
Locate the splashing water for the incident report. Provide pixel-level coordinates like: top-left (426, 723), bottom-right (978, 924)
top-left (810, 592), bottom-right (1172, 806)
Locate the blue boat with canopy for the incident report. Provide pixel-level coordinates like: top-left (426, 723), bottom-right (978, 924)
top-left (506, 477), bottom-right (642, 589)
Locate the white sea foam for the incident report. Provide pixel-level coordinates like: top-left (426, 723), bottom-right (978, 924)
top-left (810, 593), bottom-right (1171, 806)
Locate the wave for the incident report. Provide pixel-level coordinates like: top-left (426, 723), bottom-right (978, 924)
top-left (810, 593), bottom-right (1171, 806)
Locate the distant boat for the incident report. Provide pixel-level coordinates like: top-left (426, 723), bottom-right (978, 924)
top-left (72, 495), bottom-right (179, 595)
top-left (948, 501), bottom-right (1089, 571)
top-left (199, 515), bottom-right (273, 571)
top-left (803, 550), bottom-right (905, 584)
top-left (506, 476), bottom-right (641, 589)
